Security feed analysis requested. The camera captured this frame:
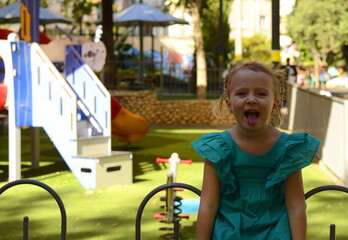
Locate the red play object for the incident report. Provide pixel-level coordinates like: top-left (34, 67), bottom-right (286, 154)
top-left (110, 95), bottom-right (149, 142)
top-left (0, 84), bottom-right (7, 110)
top-left (0, 28), bottom-right (51, 44)
top-left (156, 157), bottom-right (192, 164)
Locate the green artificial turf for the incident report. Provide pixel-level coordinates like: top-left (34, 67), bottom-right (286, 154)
top-left (0, 127), bottom-right (347, 239)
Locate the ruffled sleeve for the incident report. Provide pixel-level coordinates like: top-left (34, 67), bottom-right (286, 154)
top-left (265, 133), bottom-right (320, 190)
top-left (191, 132), bottom-right (230, 163)
top-left (191, 131), bottom-right (237, 195)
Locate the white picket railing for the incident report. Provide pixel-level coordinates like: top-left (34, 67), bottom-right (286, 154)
top-left (65, 46), bottom-right (111, 137)
top-left (30, 42), bottom-right (78, 141)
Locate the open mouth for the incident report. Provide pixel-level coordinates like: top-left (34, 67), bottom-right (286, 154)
top-left (245, 110), bottom-right (259, 125)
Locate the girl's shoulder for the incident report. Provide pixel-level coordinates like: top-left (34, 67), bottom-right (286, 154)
top-left (191, 130), bottom-right (232, 163)
top-left (281, 132), bottom-right (320, 153)
top-left (265, 132), bottom-right (320, 190)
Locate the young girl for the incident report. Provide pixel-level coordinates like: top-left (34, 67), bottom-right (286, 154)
top-left (192, 62), bottom-right (320, 239)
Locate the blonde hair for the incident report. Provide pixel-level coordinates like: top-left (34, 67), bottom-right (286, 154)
top-left (214, 62), bottom-right (286, 127)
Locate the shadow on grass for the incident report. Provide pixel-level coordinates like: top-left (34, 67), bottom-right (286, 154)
top-left (0, 162), bottom-right (69, 182)
top-left (180, 221), bottom-right (197, 240)
top-left (112, 131), bottom-right (203, 183)
top-left (1, 127), bottom-right (205, 185)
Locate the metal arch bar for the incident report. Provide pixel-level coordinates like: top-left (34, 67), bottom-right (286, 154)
top-left (0, 179), bottom-right (67, 240)
top-left (305, 184), bottom-right (348, 240)
top-left (23, 216), bottom-right (29, 240)
top-left (305, 185), bottom-right (348, 199)
top-left (135, 182), bottom-right (201, 240)
top-left (330, 224), bottom-right (336, 240)
top-left (173, 218), bottom-right (180, 240)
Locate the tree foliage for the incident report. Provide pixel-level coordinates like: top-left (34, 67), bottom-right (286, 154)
top-left (62, 0), bottom-right (97, 35)
top-left (287, 0), bottom-right (348, 67)
top-left (242, 34), bottom-right (272, 65)
top-left (201, 0), bottom-right (232, 67)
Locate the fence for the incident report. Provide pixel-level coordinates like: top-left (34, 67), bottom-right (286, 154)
top-left (114, 60), bottom-right (225, 98)
top-left (285, 83), bottom-right (348, 185)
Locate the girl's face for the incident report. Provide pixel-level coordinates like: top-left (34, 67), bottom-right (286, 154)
top-left (226, 69), bottom-right (280, 132)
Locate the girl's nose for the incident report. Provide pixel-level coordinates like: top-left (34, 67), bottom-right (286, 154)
top-left (246, 96), bottom-right (257, 104)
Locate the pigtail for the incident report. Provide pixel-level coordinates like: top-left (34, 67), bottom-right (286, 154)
top-left (213, 74), bottom-right (229, 118)
top-left (270, 68), bottom-right (287, 127)
top-left (273, 69), bottom-right (287, 103)
top-left (213, 67), bottom-right (238, 118)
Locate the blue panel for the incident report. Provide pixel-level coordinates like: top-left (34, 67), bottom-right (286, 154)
top-left (12, 42), bottom-right (33, 127)
top-left (0, 58), bottom-right (4, 83)
top-left (65, 45), bottom-right (83, 78)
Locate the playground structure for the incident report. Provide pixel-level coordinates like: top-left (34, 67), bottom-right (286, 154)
top-left (0, 38), bottom-right (149, 189)
top-left (0, 0), bottom-right (149, 190)
top-left (0, 0), bottom-right (149, 189)
top-left (154, 153), bottom-right (195, 239)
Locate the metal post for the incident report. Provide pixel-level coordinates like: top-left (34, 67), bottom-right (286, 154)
top-left (271, 0), bottom-right (280, 68)
top-left (31, 127), bottom-right (40, 169)
top-left (23, 216), bottom-right (29, 240)
top-left (173, 218), bottom-right (180, 240)
top-left (138, 0), bottom-right (144, 88)
top-left (218, 0), bottom-right (224, 68)
top-left (160, 46), bottom-right (164, 95)
top-left (330, 224), bottom-right (336, 240)
top-left (234, 0), bottom-right (243, 62)
top-left (139, 21), bottom-right (144, 88)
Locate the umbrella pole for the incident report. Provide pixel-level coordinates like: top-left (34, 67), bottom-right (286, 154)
top-left (151, 26), bottom-right (154, 76)
top-left (139, 21), bottom-right (144, 89)
top-left (138, 0), bottom-right (144, 89)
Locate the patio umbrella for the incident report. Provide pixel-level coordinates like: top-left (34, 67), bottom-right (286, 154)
top-left (112, 1), bottom-right (188, 85)
top-left (0, 1), bottom-right (73, 25)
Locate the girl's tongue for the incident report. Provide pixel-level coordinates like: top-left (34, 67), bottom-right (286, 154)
top-left (245, 111), bottom-right (258, 125)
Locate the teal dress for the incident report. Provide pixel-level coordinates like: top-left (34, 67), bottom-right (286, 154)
top-left (191, 131), bottom-right (320, 240)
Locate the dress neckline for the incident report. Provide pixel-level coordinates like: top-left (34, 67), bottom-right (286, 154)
top-left (222, 130), bottom-right (287, 157)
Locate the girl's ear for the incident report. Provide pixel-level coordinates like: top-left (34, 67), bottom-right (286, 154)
top-left (272, 100), bottom-right (281, 115)
top-left (226, 99), bottom-right (233, 114)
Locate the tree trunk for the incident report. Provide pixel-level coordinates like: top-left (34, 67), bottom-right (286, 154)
top-left (191, 3), bottom-right (207, 100)
top-left (101, 0), bottom-right (115, 89)
top-left (312, 51), bottom-right (321, 88)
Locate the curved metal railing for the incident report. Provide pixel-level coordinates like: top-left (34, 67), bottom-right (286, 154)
top-left (0, 179), bottom-right (67, 240)
top-left (135, 182), bottom-right (201, 240)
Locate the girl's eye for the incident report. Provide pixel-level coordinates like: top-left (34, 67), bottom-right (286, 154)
top-left (258, 92), bottom-right (268, 96)
top-left (236, 92), bottom-right (246, 96)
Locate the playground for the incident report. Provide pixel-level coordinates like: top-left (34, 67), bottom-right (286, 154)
top-left (0, 1), bottom-right (348, 239)
top-left (0, 127), bottom-right (347, 239)
top-left (0, 35), bottom-right (347, 240)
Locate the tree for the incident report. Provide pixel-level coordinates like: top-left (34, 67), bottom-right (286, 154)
top-left (101, 0), bottom-right (115, 89)
top-left (287, 0), bottom-right (348, 87)
top-left (166, 0), bottom-right (208, 100)
top-left (201, 0), bottom-right (232, 68)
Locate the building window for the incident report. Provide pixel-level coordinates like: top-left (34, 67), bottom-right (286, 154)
top-left (260, 16), bottom-right (269, 30)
